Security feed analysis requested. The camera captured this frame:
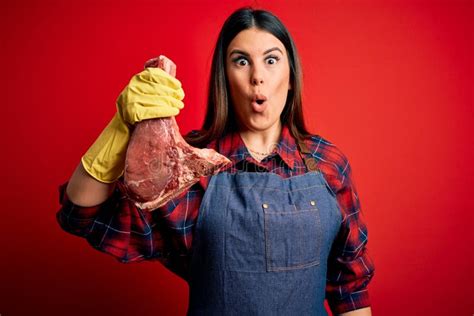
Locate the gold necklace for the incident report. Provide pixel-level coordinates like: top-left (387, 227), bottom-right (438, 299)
top-left (248, 150), bottom-right (264, 162)
top-left (247, 146), bottom-right (276, 156)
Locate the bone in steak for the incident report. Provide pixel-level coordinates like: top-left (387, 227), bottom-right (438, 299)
top-left (124, 116), bottom-right (231, 211)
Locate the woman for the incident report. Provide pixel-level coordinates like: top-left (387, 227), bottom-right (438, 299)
top-left (57, 7), bottom-right (375, 316)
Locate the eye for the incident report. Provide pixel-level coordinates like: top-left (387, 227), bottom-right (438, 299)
top-left (232, 56), bottom-right (249, 66)
top-left (266, 55), bottom-right (280, 65)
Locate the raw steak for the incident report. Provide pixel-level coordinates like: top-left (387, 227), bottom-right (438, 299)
top-left (124, 116), bottom-right (231, 211)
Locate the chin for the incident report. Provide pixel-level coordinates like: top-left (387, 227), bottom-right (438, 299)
top-left (245, 118), bottom-right (279, 132)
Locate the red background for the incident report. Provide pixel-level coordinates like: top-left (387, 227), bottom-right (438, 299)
top-left (1, 0), bottom-right (472, 315)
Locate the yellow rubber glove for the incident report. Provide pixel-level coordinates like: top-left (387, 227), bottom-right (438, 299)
top-left (117, 67), bottom-right (185, 125)
top-left (81, 113), bottom-right (130, 183)
top-left (81, 62), bottom-right (184, 183)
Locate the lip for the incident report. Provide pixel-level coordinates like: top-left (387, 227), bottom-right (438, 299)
top-left (251, 100), bottom-right (267, 113)
top-left (252, 93), bottom-right (268, 102)
top-left (250, 93), bottom-right (268, 113)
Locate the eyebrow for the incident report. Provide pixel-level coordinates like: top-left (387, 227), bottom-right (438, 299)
top-left (228, 47), bottom-right (283, 58)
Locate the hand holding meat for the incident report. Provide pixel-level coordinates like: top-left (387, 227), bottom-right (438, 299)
top-left (81, 61), bottom-right (185, 183)
top-left (117, 66), bottom-right (185, 125)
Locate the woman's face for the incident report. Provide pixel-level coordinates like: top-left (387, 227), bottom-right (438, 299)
top-left (226, 27), bottom-right (291, 132)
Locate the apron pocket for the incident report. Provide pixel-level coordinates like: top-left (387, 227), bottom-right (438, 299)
top-left (263, 203), bottom-right (322, 272)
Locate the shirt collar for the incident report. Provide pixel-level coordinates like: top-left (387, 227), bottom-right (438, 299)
top-left (215, 125), bottom-right (300, 170)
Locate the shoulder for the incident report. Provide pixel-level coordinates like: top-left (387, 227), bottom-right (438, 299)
top-left (300, 134), bottom-right (352, 189)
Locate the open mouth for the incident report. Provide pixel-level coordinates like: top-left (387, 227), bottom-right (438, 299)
top-left (251, 93), bottom-right (268, 112)
top-left (251, 95), bottom-right (268, 113)
top-left (252, 93), bottom-right (267, 104)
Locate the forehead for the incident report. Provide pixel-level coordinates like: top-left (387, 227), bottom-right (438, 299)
top-left (227, 28), bottom-right (285, 55)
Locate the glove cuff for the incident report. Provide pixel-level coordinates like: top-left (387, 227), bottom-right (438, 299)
top-left (81, 113), bottom-right (130, 183)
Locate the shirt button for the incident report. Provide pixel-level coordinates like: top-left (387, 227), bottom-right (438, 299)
top-left (262, 203), bottom-right (269, 209)
top-left (310, 200), bottom-right (316, 206)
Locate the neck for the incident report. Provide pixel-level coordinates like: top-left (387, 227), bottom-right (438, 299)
top-left (239, 121), bottom-right (283, 154)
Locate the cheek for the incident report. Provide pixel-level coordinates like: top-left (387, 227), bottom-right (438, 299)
top-left (272, 64), bottom-right (290, 89)
top-left (275, 75), bottom-right (290, 98)
top-left (228, 76), bottom-right (248, 106)
top-left (273, 76), bottom-right (290, 113)
top-left (227, 75), bottom-right (246, 114)
top-left (228, 72), bottom-right (245, 90)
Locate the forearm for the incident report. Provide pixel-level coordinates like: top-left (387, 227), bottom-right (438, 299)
top-left (58, 163), bottom-right (159, 264)
top-left (66, 162), bottom-right (117, 207)
top-left (338, 306), bottom-right (372, 316)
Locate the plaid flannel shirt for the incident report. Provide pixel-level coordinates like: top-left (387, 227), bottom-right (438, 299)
top-left (56, 124), bottom-right (375, 314)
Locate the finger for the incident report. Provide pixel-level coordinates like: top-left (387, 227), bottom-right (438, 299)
top-left (126, 90), bottom-right (184, 108)
top-left (122, 104), bottom-right (180, 124)
top-left (136, 68), bottom-right (182, 88)
top-left (129, 80), bottom-right (184, 100)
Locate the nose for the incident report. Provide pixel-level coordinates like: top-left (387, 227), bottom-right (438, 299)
top-left (251, 66), bottom-right (264, 86)
top-left (252, 77), bottom-right (264, 85)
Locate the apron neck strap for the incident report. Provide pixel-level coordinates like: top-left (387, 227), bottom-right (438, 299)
top-left (296, 139), bottom-right (320, 172)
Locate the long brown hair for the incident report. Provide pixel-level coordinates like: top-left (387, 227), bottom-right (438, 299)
top-left (184, 7), bottom-right (312, 148)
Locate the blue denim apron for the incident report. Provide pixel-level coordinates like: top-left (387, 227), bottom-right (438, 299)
top-left (187, 143), bottom-right (342, 315)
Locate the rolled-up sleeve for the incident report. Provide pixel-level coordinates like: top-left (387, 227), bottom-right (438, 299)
top-left (325, 159), bottom-right (375, 314)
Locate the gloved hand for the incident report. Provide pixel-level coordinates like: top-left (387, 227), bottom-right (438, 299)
top-left (117, 66), bottom-right (184, 125)
top-left (81, 56), bottom-right (184, 183)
